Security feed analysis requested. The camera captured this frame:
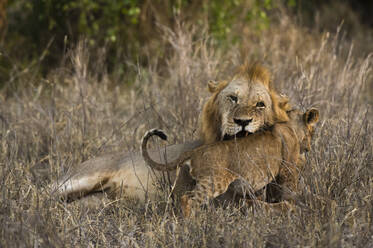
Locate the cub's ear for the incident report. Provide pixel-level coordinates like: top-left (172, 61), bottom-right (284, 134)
top-left (304, 108), bottom-right (319, 126)
top-left (278, 94), bottom-right (291, 111)
top-left (207, 80), bottom-right (219, 93)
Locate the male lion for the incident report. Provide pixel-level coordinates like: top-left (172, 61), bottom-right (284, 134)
top-left (52, 63), bottom-right (291, 203)
top-left (200, 63), bottom-right (290, 144)
top-left (141, 109), bottom-right (319, 217)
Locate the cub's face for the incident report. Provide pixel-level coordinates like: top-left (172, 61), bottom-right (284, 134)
top-left (288, 109), bottom-right (320, 154)
top-left (215, 78), bottom-right (274, 140)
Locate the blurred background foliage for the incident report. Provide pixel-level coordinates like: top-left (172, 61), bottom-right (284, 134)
top-left (0, 0), bottom-right (372, 89)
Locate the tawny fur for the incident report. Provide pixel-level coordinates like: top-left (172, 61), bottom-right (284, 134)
top-left (52, 63), bottom-right (293, 204)
top-left (142, 109), bottom-right (319, 217)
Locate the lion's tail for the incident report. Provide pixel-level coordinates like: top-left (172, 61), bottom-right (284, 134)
top-left (141, 129), bottom-right (189, 171)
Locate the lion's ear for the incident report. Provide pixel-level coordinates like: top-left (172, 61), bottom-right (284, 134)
top-left (208, 80), bottom-right (220, 93)
top-left (208, 80), bottom-right (229, 93)
top-left (304, 108), bottom-right (319, 126)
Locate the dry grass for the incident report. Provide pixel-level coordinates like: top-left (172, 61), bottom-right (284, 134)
top-left (1, 12), bottom-right (372, 248)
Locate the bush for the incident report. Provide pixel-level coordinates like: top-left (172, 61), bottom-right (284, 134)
top-left (2, 0), bottom-right (284, 85)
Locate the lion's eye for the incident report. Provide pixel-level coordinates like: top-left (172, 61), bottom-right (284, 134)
top-left (228, 95), bottom-right (238, 103)
top-left (256, 101), bottom-right (266, 108)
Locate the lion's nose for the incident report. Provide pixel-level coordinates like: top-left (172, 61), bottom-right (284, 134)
top-left (234, 118), bottom-right (252, 127)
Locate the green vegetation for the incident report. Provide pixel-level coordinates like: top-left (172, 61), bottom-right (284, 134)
top-left (2, 0), bottom-right (296, 85)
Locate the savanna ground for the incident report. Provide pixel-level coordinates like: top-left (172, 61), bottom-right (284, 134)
top-left (1, 2), bottom-right (372, 247)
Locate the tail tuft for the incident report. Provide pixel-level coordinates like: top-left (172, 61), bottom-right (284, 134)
top-left (147, 129), bottom-right (167, 140)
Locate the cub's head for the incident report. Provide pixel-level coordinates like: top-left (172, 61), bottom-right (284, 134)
top-left (200, 63), bottom-right (291, 144)
top-left (288, 108), bottom-right (320, 154)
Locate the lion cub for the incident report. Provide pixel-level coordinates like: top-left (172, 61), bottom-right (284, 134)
top-left (141, 109), bottom-right (319, 217)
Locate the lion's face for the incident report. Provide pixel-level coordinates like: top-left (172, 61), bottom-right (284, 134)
top-left (216, 78), bottom-right (274, 140)
top-left (200, 64), bottom-right (291, 144)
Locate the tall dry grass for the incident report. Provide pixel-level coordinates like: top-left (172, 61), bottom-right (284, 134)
top-left (1, 11), bottom-right (372, 248)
